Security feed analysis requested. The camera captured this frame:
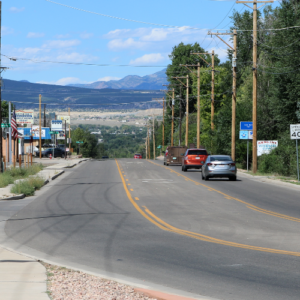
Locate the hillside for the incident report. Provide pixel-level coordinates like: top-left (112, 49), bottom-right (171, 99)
top-left (2, 79), bottom-right (164, 110)
top-left (69, 69), bottom-right (167, 90)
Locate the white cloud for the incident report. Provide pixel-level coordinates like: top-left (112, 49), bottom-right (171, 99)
top-left (80, 32), bottom-right (94, 39)
top-left (97, 76), bottom-right (121, 82)
top-left (56, 52), bottom-right (98, 63)
top-left (27, 32), bottom-right (45, 38)
top-left (2, 26), bottom-right (14, 36)
top-left (130, 53), bottom-right (167, 65)
top-left (42, 39), bottom-right (81, 49)
top-left (108, 38), bottom-right (145, 51)
top-left (55, 34), bottom-right (71, 39)
top-left (9, 7), bottom-right (25, 13)
top-left (37, 77), bottom-right (89, 86)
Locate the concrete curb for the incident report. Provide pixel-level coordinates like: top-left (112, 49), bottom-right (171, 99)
top-left (51, 170), bottom-right (65, 180)
top-left (1, 194), bottom-right (25, 201)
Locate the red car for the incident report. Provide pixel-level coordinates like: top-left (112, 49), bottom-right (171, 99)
top-left (134, 153), bottom-right (142, 159)
top-left (182, 148), bottom-right (208, 171)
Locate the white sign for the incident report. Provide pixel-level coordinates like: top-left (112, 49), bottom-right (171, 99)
top-left (257, 141), bottom-right (278, 156)
top-left (249, 131), bottom-right (253, 140)
top-left (56, 115), bottom-right (71, 125)
top-left (16, 110), bottom-right (34, 125)
top-left (290, 124), bottom-right (300, 139)
top-left (56, 130), bottom-right (66, 140)
top-left (51, 120), bottom-right (63, 131)
top-left (31, 126), bottom-right (46, 138)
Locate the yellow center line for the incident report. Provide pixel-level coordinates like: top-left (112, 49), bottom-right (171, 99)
top-left (115, 159), bottom-right (300, 257)
top-left (135, 197), bottom-right (140, 201)
top-left (147, 160), bottom-right (300, 223)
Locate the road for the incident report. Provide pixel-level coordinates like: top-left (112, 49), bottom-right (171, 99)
top-left (4, 159), bottom-right (300, 300)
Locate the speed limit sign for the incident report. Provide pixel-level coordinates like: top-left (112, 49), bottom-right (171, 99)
top-left (290, 124), bottom-right (300, 139)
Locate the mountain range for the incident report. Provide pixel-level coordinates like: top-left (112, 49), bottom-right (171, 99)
top-left (69, 69), bottom-right (167, 90)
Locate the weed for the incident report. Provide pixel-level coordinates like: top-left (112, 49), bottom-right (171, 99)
top-left (10, 177), bottom-right (45, 196)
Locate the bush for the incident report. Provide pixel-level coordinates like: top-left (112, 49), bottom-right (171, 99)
top-left (0, 173), bottom-right (14, 188)
top-left (258, 132), bottom-right (298, 176)
top-left (11, 177), bottom-right (45, 196)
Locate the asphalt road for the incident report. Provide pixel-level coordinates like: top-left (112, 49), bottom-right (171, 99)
top-left (4, 159), bottom-right (300, 300)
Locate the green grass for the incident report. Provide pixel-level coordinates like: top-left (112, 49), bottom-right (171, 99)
top-left (0, 164), bottom-right (43, 188)
top-left (10, 177), bottom-right (45, 196)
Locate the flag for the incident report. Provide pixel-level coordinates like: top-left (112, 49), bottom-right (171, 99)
top-left (11, 109), bottom-right (18, 140)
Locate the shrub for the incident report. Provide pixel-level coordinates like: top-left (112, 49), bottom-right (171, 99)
top-left (10, 177), bottom-right (45, 196)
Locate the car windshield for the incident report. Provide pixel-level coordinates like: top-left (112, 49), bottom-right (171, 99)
top-left (188, 150), bottom-right (207, 155)
top-left (210, 156), bottom-right (231, 162)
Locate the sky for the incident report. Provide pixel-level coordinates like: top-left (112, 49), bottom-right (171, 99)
top-left (1, 0), bottom-right (280, 86)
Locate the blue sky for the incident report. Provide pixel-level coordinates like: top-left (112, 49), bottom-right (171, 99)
top-left (2, 0), bottom-right (280, 85)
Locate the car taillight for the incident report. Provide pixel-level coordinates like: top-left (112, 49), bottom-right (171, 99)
top-left (207, 163), bottom-right (212, 166)
top-left (229, 163), bottom-right (235, 166)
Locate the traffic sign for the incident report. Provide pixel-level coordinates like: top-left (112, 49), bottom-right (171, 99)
top-left (249, 131), bottom-right (253, 140)
top-left (240, 121), bottom-right (253, 130)
top-left (50, 131), bottom-right (59, 134)
top-left (290, 124), bottom-right (300, 139)
top-left (76, 141), bottom-right (84, 144)
top-left (239, 131), bottom-right (249, 140)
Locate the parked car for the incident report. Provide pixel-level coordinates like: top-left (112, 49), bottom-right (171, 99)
top-left (134, 153), bottom-right (142, 159)
top-left (35, 147), bottom-right (66, 158)
top-left (164, 146), bottom-right (188, 166)
top-left (182, 148), bottom-right (208, 172)
top-left (202, 155), bottom-right (237, 181)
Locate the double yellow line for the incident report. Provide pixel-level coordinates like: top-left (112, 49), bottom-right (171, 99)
top-left (116, 159), bottom-right (300, 257)
top-left (149, 160), bottom-right (300, 224)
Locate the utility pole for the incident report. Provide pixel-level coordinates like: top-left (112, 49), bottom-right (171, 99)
top-left (179, 86), bottom-right (182, 146)
top-left (211, 50), bottom-right (215, 130)
top-left (44, 104), bottom-right (46, 127)
top-left (146, 124), bottom-right (148, 159)
top-left (207, 32), bottom-right (238, 159)
top-left (68, 107), bottom-right (71, 156)
top-left (186, 75), bottom-right (189, 146)
top-left (39, 95), bottom-right (42, 159)
top-left (153, 113), bottom-right (155, 160)
top-left (162, 97), bottom-right (165, 147)
top-left (171, 89), bottom-right (174, 146)
top-left (197, 63), bottom-right (200, 148)
top-left (236, 0), bottom-right (273, 172)
top-left (9, 102), bottom-right (12, 165)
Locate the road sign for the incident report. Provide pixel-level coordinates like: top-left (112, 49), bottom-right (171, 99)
top-left (50, 131), bottom-right (59, 134)
top-left (76, 141), bottom-right (83, 144)
top-left (157, 145), bottom-right (162, 149)
top-left (290, 124), bottom-right (300, 139)
top-left (240, 121), bottom-right (253, 131)
top-left (249, 131), bottom-right (253, 140)
top-left (257, 141), bottom-right (278, 156)
top-left (239, 131), bottom-right (249, 140)
top-left (51, 120), bottom-right (63, 131)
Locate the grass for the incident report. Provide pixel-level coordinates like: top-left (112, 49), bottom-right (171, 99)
top-left (0, 164), bottom-right (44, 188)
top-left (10, 177), bottom-right (45, 196)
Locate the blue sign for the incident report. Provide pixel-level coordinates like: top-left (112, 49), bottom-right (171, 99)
top-left (18, 127), bottom-right (51, 140)
top-left (239, 131), bottom-right (249, 140)
top-left (240, 121), bottom-right (253, 130)
top-left (249, 131), bottom-right (253, 140)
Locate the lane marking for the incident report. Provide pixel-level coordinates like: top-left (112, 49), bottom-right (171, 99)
top-left (135, 197), bottom-right (140, 201)
top-left (148, 160), bottom-right (300, 223)
top-left (128, 184), bottom-right (131, 186)
top-left (115, 159), bottom-right (300, 257)
top-left (130, 188), bottom-right (134, 191)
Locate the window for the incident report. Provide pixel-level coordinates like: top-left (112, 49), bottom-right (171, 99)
top-left (187, 150), bottom-right (207, 155)
top-left (210, 156), bottom-right (231, 162)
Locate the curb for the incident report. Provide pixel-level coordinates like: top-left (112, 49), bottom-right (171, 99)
top-left (1, 194), bottom-right (25, 201)
top-left (51, 170), bottom-right (65, 180)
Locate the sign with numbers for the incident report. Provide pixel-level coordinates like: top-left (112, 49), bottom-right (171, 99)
top-left (290, 124), bottom-right (300, 139)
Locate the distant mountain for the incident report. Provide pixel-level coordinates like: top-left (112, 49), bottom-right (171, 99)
top-left (2, 79), bottom-right (164, 110)
top-left (69, 69), bottom-right (167, 90)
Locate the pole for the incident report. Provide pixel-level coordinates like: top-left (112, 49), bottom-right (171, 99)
top-left (171, 89), bottom-right (174, 147)
top-left (39, 94), bottom-right (42, 159)
top-left (146, 124), bottom-right (148, 159)
top-left (64, 120), bottom-right (67, 159)
top-left (247, 140), bottom-right (249, 172)
top-left (179, 86), bottom-right (182, 146)
top-left (0, 1), bottom-right (2, 172)
top-left (153, 113), bottom-right (155, 160)
top-left (162, 97), bottom-right (165, 147)
top-left (211, 50), bottom-right (215, 130)
top-left (232, 29), bottom-right (237, 161)
top-left (9, 102), bottom-right (12, 164)
top-left (68, 108), bottom-right (71, 157)
top-left (252, 1), bottom-right (258, 173)
top-left (44, 104), bottom-right (46, 127)
top-left (297, 139), bottom-right (299, 182)
top-left (197, 62), bottom-right (200, 148)
top-left (185, 75), bottom-right (189, 146)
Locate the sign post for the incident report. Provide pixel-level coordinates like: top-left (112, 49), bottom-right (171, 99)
top-left (240, 122), bottom-right (253, 172)
top-left (290, 124), bottom-right (300, 181)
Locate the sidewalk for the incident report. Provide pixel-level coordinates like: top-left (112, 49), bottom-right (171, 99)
top-left (0, 247), bottom-right (49, 300)
top-left (0, 158), bottom-right (88, 200)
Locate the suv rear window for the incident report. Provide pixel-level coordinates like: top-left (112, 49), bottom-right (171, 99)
top-left (187, 150), bottom-right (207, 155)
top-left (210, 156), bottom-right (231, 161)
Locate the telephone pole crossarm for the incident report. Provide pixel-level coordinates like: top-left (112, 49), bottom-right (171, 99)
top-left (190, 53), bottom-right (212, 67)
top-left (172, 77), bottom-right (187, 87)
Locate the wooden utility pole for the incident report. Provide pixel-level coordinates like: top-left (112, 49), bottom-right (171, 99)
top-left (236, 0), bottom-right (273, 171)
top-left (44, 104), bottom-right (46, 127)
top-left (153, 113), bottom-right (155, 160)
top-left (197, 63), bottom-right (200, 148)
top-left (171, 89), bottom-right (174, 146)
top-left (207, 32), bottom-right (237, 159)
top-left (39, 95), bottom-right (42, 159)
top-left (185, 75), bottom-right (189, 146)
top-left (162, 97), bottom-right (165, 147)
top-left (146, 125), bottom-right (148, 159)
top-left (211, 50), bottom-right (215, 130)
top-left (68, 107), bottom-right (71, 156)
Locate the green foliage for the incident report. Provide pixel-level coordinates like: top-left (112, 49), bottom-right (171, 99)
top-left (11, 177), bottom-right (45, 196)
top-left (0, 164), bottom-right (44, 188)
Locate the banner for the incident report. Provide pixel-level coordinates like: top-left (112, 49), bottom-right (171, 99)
top-left (16, 110), bottom-right (34, 125)
top-left (31, 126), bottom-right (46, 138)
top-left (56, 130), bottom-right (66, 140)
top-left (257, 141), bottom-right (278, 156)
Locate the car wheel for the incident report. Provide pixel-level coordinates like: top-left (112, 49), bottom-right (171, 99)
top-left (183, 166), bottom-right (187, 172)
top-left (229, 176), bottom-right (236, 181)
top-left (166, 163), bottom-right (169, 166)
top-left (164, 162), bottom-right (166, 165)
